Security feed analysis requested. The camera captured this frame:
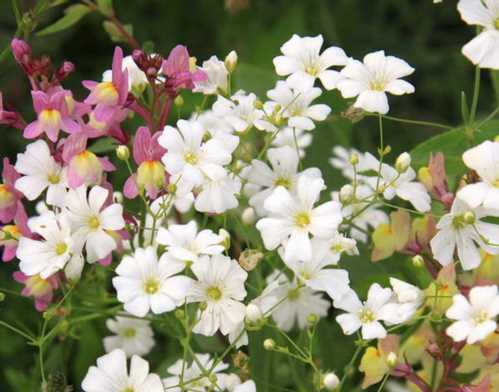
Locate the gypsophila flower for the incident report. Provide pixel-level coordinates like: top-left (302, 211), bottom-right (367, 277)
top-left (212, 91), bottom-right (264, 133)
top-left (193, 56), bottom-right (229, 95)
top-left (104, 316), bottom-right (155, 357)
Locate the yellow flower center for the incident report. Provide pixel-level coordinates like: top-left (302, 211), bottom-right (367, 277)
top-left (369, 80), bottom-right (386, 92)
top-left (287, 287), bottom-right (301, 301)
top-left (359, 308), bottom-right (376, 323)
top-left (1, 225), bottom-right (20, 241)
top-left (206, 286), bottom-right (222, 301)
top-left (473, 310), bottom-right (489, 325)
top-left (122, 328), bottom-right (136, 338)
top-left (87, 215), bottom-right (101, 230)
top-left (495, 17), bottom-right (499, 30)
top-left (47, 172), bottom-right (60, 184)
top-left (143, 278), bottom-right (160, 294)
top-left (452, 211), bottom-right (475, 229)
top-left (184, 151), bottom-right (199, 165)
top-left (305, 65), bottom-right (318, 76)
top-left (123, 388), bottom-right (135, 392)
top-left (493, 179), bottom-right (499, 188)
top-left (39, 109), bottom-right (62, 127)
top-left (294, 212), bottom-right (311, 228)
top-left (274, 177), bottom-right (291, 188)
top-left (95, 81), bottom-right (119, 105)
top-left (55, 242), bottom-right (68, 256)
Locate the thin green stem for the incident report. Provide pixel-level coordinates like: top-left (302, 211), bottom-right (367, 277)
top-left (376, 374), bottom-right (390, 392)
top-left (469, 66), bottom-right (481, 125)
top-left (338, 343), bottom-right (363, 392)
top-left (0, 321), bottom-right (36, 342)
top-left (366, 114), bottom-right (452, 130)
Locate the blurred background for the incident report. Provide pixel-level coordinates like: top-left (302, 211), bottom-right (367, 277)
top-left (0, 0), bottom-right (493, 391)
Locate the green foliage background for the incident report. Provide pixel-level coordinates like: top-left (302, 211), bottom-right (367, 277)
top-left (0, 1), bottom-right (496, 391)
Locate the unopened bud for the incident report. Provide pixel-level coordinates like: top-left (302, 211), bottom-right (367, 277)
top-left (263, 338), bottom-right (276, 350)
top-left (167, 182), bottom-right (177, 194)
top-left (254, 99), bottom-right (263, 109)
top-left (463, 211), bottom-right (475, 224)
top-left (307, 313), bottom-right (318, 325)
top-left (116, 145), bottom-right (130, 161)
top-left (219, 229), bottom-right (231, 250)
top-left (245, 303), bottom-right (263, 323)
top-left (241, 207), bottom-right (256, 225)
top-left (349, 153), bottom-right (359, 166)
top-left (379, 145), bottom-right (391, 156)
top-left (224, 50), bottom-right (238, 73)
top-left (412, 254), bottom-right (424, 267)
top-left (174, 95), bottom-right (184, 107)
top-left (55, 61), bottom-right (75, 81)
top-left (10, 38), bottom-right (31, 65)
top-left (238, 249), bottom-right (264, 271)
top-left (395, 152), bottom-right (411, 173)
top-left (495, 135), bottom-right (499, 142)
top-left (198, 302), bottom-right (208, 311)
top-left (0, 292), bottom-right (5, 302)
top-left (339, 184), bottom-right (354, 204)
top-left (113, 191), bottom-right (124, 204)
top-left (174, 309), bottom-right (185, 320)
top-left (323, 372), bottom-right (339, 390)
top-left (387, 352), bottom-right (397, 367)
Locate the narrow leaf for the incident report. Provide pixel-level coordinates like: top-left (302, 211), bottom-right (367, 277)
top-left (37, 4), bottom-right (91, 37)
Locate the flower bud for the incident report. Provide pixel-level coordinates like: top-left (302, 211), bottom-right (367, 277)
top-left (55, 61), bottom-right (75, 81)
top-left (323, 372), bottom-right (339, 390)
top-left (463, 211), bottom-right (475, 224)
top-left (307, 313), bottom-right (318, 325)
top-left (245, 303), bottom-right (263, 323)
top-left (224, 50), bottom-right (238, 73)
top-left (219, 229), bottom-right (231, 250)
top-left (339, 184), bottom-right (354, 204)
top-left (167, 182), bottom-right (177, 194)
top-left (116, 145), bottom-right (130, 161)
top-left (241, 207), bottom-right (256, 225)
top-left (254, 99), bottom-right (263, 109)
top-left (0, 292), bottom-right (5, 302)
top-left (238, 249), bottom-right (264, 271)
top-left (387, 352), bottom-right (397, 367)
top-left (395, 152), bottom-right (411, 173)
top-left (263, 338), bottom-right (276, 350)
top-left (174, 95), bottom-right (184, 107)
top-left (10, 38), bottom-right (31, 65)
top-left (349, 153), bottom-right (359, 166)
top-left (174, 309), bottom-right (185, 320)
top-left (199, 302), bottom-right (208, 311)
top-left (412, 254), bottom-right (424, 267)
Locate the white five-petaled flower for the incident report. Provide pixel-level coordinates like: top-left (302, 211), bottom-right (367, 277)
top-left (335, 284), bottom-right (393, 340)
top-left (187, 254), bottom-right (248, 336)
top-left (14, 140), bottom-right (66, 206)
top-left (446, 285), bottom-right (499, 344)
top-left (458, 140), bottom-right (499, 210)
top-left (243, 145), bottom-right (321, 215)
top-left (212, 91), bottom-right (264, 133)
top-left (103, 55), bottom-right (148, 91)
top-left (271, 127), bottom-right (313, 158)
top-left (156, 220), bottom-right (224, 269)
top-left (430, 198), bottom-right (499, 270)
top-left (81, 349), bottom-right (164, 392)
top-left (193, 56), bottom-right (229, 95)
top-left (64, 185), bottom-right (125, 263)
top-left (17, 211), bottom-right (82, 279)
top-left (458, 0), bottom-right (499, 69)
top-left (194, 167), bottom-right (241, 214)
top-left (337, 50), bottom-right (415, 114)
top-left (159, 119), bottom-right (233, 185)
top-left (273, 34), bottom-right (348, 90)
top-left (162, 354), bottom-right (230, 392)
top-left (258, 79), bottom-right (331, 132)
top-left (380, 278), bottom-right (424, 325)
top-left (112, 246), bottom-right (193, 317)
top-left (256, 175), bottom-right (343, 263)
top-left (103, 316), bottom-right (155, 358)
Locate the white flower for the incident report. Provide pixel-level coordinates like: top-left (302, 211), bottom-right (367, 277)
top-left (103, 316), bottom-right (155, 357)
top-left (271, 127), bottom-right (313, 157)
top-left (335, 284), bottom-right (393, 340)
top-left (329, 146), bottom-right (367, 180)
top-left (380, 278), bottom-right (424, 325)
top-left (212, 91), bottom-right (264, 133)
top-left (273, 34), bottom-right (348, 90)
top-left (256, 175), bottom-right (342, 262)
top-left (337, 51), bottom-right (415, 114)
top-left (446, 285), bottom-right (499, 344)
top-left (64, 185), bottom-right (125, 263)
top-left (193, 56), bottom-right (229, 95)
top-left (162, 354), bottom-right (229, 392)
top-left (81, 349), bottom-right (164, 392)
top-left (309, 232), bottom-right (359, 265)
top-left (112, 247), bottom-right (193, 317)
top-left (282, 244), bottom-right (351, 301)
top-left (194, 167), bottom-right (241, 214)
top-left (260, 79), bottom-right (331, 131)
top-left (268, 272), bottom-right (330, 331)
top-left (14, 140), bottom-right (66, 206)
top-left (103, 55), bottom-right (148, 91)
top-left (17, 211), bottom-right (82, 279)
top-left (187, 254), bottom-right (247, 336)
top-left (430, 198), bottom-right (499, 270)
top-left (362, 152), bottom-right (431, 212)
top-left (156, 220), bottom-right (224, 269)
top-left (234, 380), bottom-right (257, 392)
top-left (159, 119), bottom-right (233, 185)
top-left (458, 140), bottom-right (499, 209)
top-left (458, 0), bottom-right (499, 69)
top-left (243, 145), bottom-right (321, 215)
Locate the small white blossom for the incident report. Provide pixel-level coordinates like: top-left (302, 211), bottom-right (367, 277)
top-left (193, 56), bottom-right (229, 95)
top-left (103, 55), bottom-right (148, 91)
top-left (194, 167), bottom-right (241, 214)
top-left (271, 127), bottom-right (313, 157)
top-left (212, 91), bottom-right (264, 133)
top-left (103, 316), bottom-right (155, 357)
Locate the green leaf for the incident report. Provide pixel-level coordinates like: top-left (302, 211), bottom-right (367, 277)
top-left (11, 0), bottom-right (22, 27)
top-left (410, 120), bottom-right (499, 189)
top-left (37, 4), bottom-right (91, 36)
top-left (102, 20), bottom-right (133, 43)
top-left (96, 0), bottom-right (113, 17)
top-left (233, 62), bottom-right (278, 98)
top-left (89, 137), bottom-right (118, 154)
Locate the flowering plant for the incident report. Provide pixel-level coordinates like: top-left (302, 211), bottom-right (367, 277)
top-left (1, 1), bottom-right (499, 392)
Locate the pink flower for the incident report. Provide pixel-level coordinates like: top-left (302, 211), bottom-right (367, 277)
top-left (10, 38), bottom-right (31, 68)
top-left (0, 158), bottom-right (22, 224)
top-left (1, 204), bottom-right (31, 262)
top-left (24, 90), bottom-right (80, 142)
top-left (124, 127), bottom-right (166, 199)
top-left (83, 47), bottom-right (129, 108)
top-left (162, 45), bottom-right (207, 96)
top-left (13, 271), bottom-right (59, 312)
top-left (84, 106), bottom-right (128, 143)
top-left (63, 133), bottom-right (116, 188)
